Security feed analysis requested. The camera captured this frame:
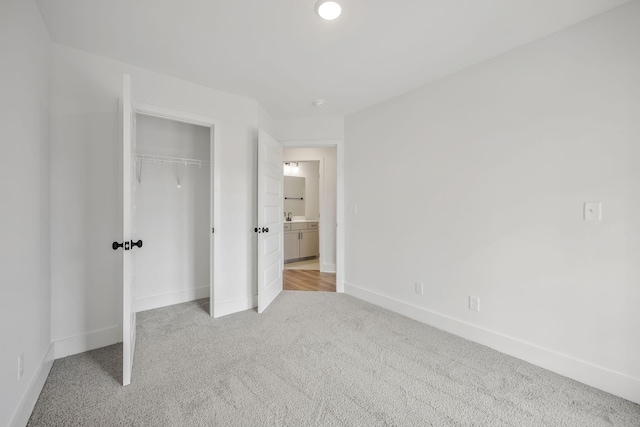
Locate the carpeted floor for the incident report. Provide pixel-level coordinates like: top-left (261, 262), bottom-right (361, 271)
top-left (29, 292), bottom-right (640, 426)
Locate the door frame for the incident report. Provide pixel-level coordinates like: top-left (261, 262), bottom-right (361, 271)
top-left (281, 139), bottom-right (344, 293)
top-left (133, 102), bottom-right (221, 316)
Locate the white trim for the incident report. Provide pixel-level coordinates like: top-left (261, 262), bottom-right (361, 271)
top-left (336, 141), bottom-right (344, 293)
top-left (132, 102), bottom-right (221, 318)
top-left (214, 295), bottom-right (259, 318)
top-left (322, 263), bottom-right (337, 273)
top-left (281, 139), bottom-right (345, 293)
top-left (211, 115), bottom-right (221, 318)
top-left (134, 102), bottom-right (216, 128)
top-left (54, 326), bottom-right (120, 359)
top-left (10, 343), bottom-right (54, 427)
top-left (135, 286), bottom-right (210, 313)
top-left (345, 282), bottom-right (640, 404)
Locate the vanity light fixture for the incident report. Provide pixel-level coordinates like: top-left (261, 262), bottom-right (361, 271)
top-left (284, 162), bottom-right (300, 174)
top-left (316, 1), bottom-right (342, 20)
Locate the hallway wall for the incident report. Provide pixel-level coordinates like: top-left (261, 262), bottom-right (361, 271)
top-left (0, 1), bottom-right (53, 425)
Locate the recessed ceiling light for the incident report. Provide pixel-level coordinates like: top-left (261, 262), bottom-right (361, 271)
top-left (313, 99), bottom-right (326, 108)
top-left (316, 1), bottom-right (342, 20)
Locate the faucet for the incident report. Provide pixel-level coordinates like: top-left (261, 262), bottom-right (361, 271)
top-left (286, 212), bottom-right (292, 221)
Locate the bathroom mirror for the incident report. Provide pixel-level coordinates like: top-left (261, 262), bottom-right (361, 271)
top-left (284, 176), bottom-right (305, 216)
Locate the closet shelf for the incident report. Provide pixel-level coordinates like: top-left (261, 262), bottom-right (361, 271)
top-left (136, 153), bottom-right (210, 167)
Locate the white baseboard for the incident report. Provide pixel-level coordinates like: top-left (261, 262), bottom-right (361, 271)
top-left (345, 282), bottom-right (640, 404)
top-left (321, 263), bottom-right (336, 273)
top-left (11, 343), bottom-right (54, 427)
top-left (135, 286), bottom-right (209, 313)
top-left (214, 294), bottom-right (258, 318)
top-left (54, 325), bottom-right (120, 359)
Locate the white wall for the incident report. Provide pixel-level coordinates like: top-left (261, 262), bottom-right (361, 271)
top-left (134, 115), bottom-right (211, 312)
top-left (257, 103), bottom-right (277, 140)
top-left (0, 1), bottom-right (53, 425)
top-left (345, 2), bottom-right (640, 403)
top-left (274, 117), bottom-right (344, 142)
top-left (50, 43), bottom-right (261, 357)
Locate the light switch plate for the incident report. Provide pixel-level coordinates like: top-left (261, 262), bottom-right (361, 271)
top-left (469, 296), bottom-right (480, 312)
top-left (584, 202), bottom-right (602, 221)
top-left (349, 204), bottom-right (358, 215)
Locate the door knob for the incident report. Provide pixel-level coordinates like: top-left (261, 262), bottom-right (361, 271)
top-left (130, 240), bottom-right (143, 249)
top-left (112, 241), bottom-right (130, 250)
top-left (254, 227), bottom-right (269, 233)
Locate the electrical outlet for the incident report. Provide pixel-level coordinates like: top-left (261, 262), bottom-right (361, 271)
top-left (349, 204), bottom-right (358, 215)
top-left (415, 282), bottom-right (424, 295)
top-left (18, 353), bottom-right (24, 381)
top-left (469, 296), bottom-right (480, 312)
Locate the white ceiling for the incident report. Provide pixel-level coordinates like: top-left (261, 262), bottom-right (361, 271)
top-left (36, 0), bottom-right (630, 119)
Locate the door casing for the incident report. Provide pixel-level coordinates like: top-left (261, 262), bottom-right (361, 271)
top-left (132, 102), bottom-right (221, 316)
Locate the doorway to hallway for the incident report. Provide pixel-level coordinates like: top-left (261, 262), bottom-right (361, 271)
top-left (282, 147), bottom-right (337, 293)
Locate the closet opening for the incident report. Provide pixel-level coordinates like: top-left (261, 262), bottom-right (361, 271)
top-left (133, 112), bottom-right (214, 314)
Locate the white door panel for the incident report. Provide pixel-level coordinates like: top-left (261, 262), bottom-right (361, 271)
top-left (122, 74), bottom-right (137, 386)
top-left (257, 130), bottom-right (283, 313)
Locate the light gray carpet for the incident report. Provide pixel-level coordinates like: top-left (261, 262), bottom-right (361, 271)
top-left (29, 292), bottom-right (639, 426)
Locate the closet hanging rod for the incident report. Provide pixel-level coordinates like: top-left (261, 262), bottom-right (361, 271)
top-left (136, 153), bottom-right (210, 167)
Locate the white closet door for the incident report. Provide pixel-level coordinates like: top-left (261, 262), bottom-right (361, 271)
top-left (257, 130), bottom-right (284, 314)
top-left (122, 74), bottom-right (137, 386)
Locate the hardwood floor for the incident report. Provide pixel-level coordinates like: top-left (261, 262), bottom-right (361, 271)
top-left (283, 269), bottom-right (336, 292)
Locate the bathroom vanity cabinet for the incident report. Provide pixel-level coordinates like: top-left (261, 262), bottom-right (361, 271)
top-left (284, 221), bottom-right (319, 262)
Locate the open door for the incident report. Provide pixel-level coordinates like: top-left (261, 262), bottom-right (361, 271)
top-left (257, 130), bottom-right (284, 313)
top-left (121, 74), bottom-right (137, 386)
